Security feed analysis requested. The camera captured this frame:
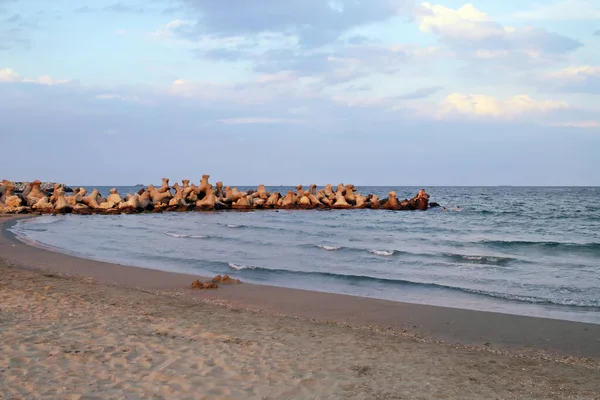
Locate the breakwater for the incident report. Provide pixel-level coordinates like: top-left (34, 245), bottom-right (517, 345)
top-left (0, 176), bottom-right (436, 214)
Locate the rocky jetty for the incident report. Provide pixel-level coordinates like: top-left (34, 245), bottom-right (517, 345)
top-left (9, 181), bottom-right (72, 193)
top-left (0, 176), bottom-right (432, 214)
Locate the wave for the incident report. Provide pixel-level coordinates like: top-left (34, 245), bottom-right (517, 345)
top-left (368, 249), bottom-right (395, 256)
top-left (165, 232), bottom-right (207, 239)
top-left (228, 262), bottom-right (257, 270)
top-left (218, 222), bottom-right (331, 237)
top-left (14, 227), bottom-right (48, 233)
top-left (307, 244), bottom-right (526, 265)
top-left (476, 210), bottom-right (520, 216)
top-left (443, 253), bottom-right (517, 266)
top-left (219, 223), bottom-right (289, 233)
top-left (478, 240), bottom-right (600, 253)
top-left (308, 244), bottom-right (402, 257)
top-left (25, 215), bottom-right (66, 225)
top-left (317, 244), bottom-right (341, 251)
top-left (224, 263), bottom-right (599, 308)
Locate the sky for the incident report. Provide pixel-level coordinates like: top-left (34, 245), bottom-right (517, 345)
top-left (1, 0), bottom-right (599, 186)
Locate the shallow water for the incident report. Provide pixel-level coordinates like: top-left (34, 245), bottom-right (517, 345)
top-left (9, 186), bottom-right (600, 324)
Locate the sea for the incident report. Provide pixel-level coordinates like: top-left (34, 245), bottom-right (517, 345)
top-left (8, 186), bottom-right (600, 324)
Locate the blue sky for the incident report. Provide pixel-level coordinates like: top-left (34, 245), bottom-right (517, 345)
top-left (1, 0), bottom-right (599, 186)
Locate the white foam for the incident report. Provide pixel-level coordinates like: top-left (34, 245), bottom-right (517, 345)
top-left (463, 255), bottom-right (482, 260)
top-left (228, 263), bottom-right (254, 270)
top-left (317, 244), bottom-right (341, 251)
top-left (368, 249), bottom-right (395, 256)
top-left (22, 215), bottom-right (64, 225)
top-left (227, 224), bottom-right (240, 228)
top-left (165, 232), bottom-right (205, 239)
top-left (458, 254), bottom-right (504, 263)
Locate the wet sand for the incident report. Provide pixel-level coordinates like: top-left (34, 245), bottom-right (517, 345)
top-left (1, 214), bottom-right (600, 399)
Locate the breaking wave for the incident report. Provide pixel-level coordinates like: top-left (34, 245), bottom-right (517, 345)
top-left (165, 232), bottom-right (207, 239)
top-left (224, 263), bottom-right (600, 308)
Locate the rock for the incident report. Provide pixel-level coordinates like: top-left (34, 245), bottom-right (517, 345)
top-left (196, 187), bottom-right (217, 210)
top-left (2, 177), bottom-right (438, 214)
top-left (107, 188), bottom-right (122, 205)
top-left (147, 184), bottom-right (171, 205)
top-left (9, 181), bottom-right (72, 194)
top-left (82, 189), bottom-right (101, 209)
top-left (32, 196), bottom-right (53, 211)
top-left (333, 187), bottom-right (350, 209)
top-left (212, 274), bottom-right (241, 284)
top-left (5, 195), bottom-right (23, 209)
top-left (382, 191), bottom-right (399, 210)
top-left (191, 279), bottom-right (219, 290)
top-left (98, 200), bottom-right (117, 210)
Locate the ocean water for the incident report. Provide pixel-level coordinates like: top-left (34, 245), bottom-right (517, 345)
top-left (9, 186), bottom-right (600, 324)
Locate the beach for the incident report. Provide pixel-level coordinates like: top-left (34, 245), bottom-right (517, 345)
top-left (1, 215), bottom-right (600, 399)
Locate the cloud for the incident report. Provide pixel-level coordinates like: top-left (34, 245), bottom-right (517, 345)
top-left (398, 86), bottom-right (444, 100)
top-left (75, 2), bottom-right (146, 14)
top-left (166, 76), bottom-right (321, 107)
top-left (0, 68), bottom-right (67, 85)
top-left (171, 0), bottom-right (417, 47)
top-left (247, 43), bottom-right (438, 87)
top-left (115, 28), bottom-right (126, 36)
top-left (418, 3), bottom-right (502, 40)
top-left (73, 6), bottom-right (94, 13)
top-left (151, 8), bottom-right (438, 90)
top-left (549, 120), bottom-right (600, 128)
top-left (105, 2), bottom-right (145, 13)
top-left (0, 13), bottom-right (31, 51)
top-left (595, 30), bottom-right (600, 36)
top-left (2, 69), bottom-right (600, 186)
top-left (344, 84), bottom-right (371, 92)
top-left (218, 117), bottom-right (303, 125)
top-left (512, 0), bottom-right (600, 21)
top-left (0, 67), bottom-right (19, 82)
top-left (436, 93), bottom-right (569, 120)
top-left (151, 19), bottom-right (194, 38)
top-left (417, 3), bottom-right (582, 65)
top-left (538, 65), bottom-right (600, 94)
top-left (95, 93), bottom-right (152, 104)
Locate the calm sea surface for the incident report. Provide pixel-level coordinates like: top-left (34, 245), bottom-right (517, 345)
top-left (9, 186), bottom-right (600, 324)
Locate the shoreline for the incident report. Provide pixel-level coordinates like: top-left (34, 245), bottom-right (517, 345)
top-left (2, 215), bottom-right (600, 361)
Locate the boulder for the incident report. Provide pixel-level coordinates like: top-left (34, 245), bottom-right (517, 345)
top-left (32, 196), bottom-right (53, 211)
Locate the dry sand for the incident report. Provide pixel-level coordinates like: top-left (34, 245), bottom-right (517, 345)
top-left (1, 215), bottom-right (600, 399)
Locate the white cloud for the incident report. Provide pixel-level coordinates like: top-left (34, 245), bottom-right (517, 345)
top-left (436, 93), bottom-right (569, 120)
top-left (151, 20), bottom-right (193, 38)
top-left (167, 77), bottom-right (319, 105)
top-left (547, 65), bottom-right (600, 81)
top-left (152, 20), bottom-right (298, 56)
top-left (0, 68), bottom-right (20, 83)
top-left (512, 0), bottom-right (600, 21)
top-left (416, 3), bottom-right (582, 64)
top-left (418, 3), bottom-right (505, 40)
top-left (115, 28), bottom-right (126, 35)
top-left (95, 93), bottom-right (150, 103)
top-left (329, 93), bottom-right (392, 107)
top-left (534, 65), bottom-right (600, 93)
top-left (218, 117), bottom-right (303, 125)
top-left (549, 120), bottom-right (600, 128)
top-left (0, 68), bottom-right (67, 85)
top-left (256, 71), bottom-right (297, 84)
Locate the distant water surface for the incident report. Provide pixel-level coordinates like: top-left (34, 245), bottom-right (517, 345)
top-left (9, 186), bottom-right (600, 324)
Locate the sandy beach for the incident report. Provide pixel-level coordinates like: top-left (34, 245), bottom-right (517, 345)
top-left (1, 215), bottom-right (600, 399)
